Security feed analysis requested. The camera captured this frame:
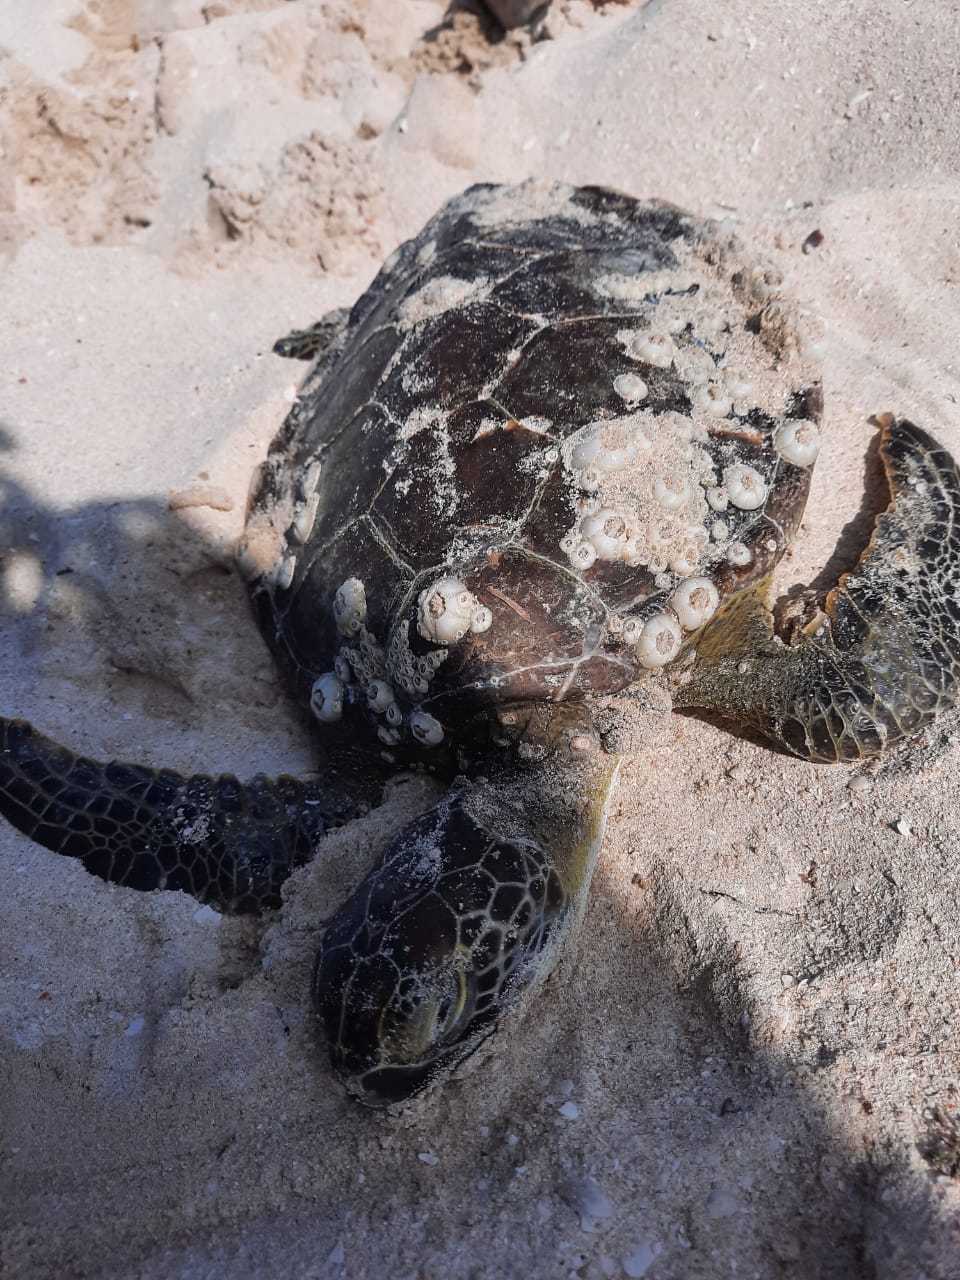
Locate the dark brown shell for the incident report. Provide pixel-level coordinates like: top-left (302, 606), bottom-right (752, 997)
top-left (242, 181), bottom-right (821, 748)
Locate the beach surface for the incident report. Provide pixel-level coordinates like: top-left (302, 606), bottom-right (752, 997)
top-left (2, 2), bottom-right (960, 1276)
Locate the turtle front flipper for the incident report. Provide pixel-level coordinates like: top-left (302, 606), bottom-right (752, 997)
top-left (675, 417), bottom-right (960, 762)
top-left (0, 718), bottom-right (385, 912)
top-left (312, 715), bottom-right (619, 1106)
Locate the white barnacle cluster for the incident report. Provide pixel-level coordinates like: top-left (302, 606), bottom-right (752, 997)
top-left (386, 619), bottom-right (447, 697)
top-left (309, 578), bottom-right (456, 748)
top-left (560, 412), bottom-right (717, 578)
top-left (615, 575), bottom-right (721, 671)
top-left (727, 258), bottom-right (827, 368)
top-left (417, 576), bottom-right (492, 645)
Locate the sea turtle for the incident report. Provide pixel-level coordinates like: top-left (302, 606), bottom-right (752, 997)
top-left (3, 180), bottom-right (960, 1107)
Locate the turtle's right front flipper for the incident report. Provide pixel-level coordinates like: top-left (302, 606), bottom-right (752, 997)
top-left (0, 718), bottom-right (384, 912)
top-left (676, 417), bottom-right (960, 761)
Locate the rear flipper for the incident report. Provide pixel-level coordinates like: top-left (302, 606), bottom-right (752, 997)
top-left (272, 308), bottom-right (351, 363)
top-left (0, 718), bottom-right (383, 911)
top-left (675, 417), bottom-right (960, 762)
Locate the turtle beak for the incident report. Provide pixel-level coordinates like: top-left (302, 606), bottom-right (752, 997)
top-left (338, 1057), bottom-right (447, 1109)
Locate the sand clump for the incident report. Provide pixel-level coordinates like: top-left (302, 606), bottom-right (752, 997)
top-left (2, 2), bottom-right (960, 1278)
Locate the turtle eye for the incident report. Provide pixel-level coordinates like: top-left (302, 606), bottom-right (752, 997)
top-left (433, 967), bottom-right (470, 1047)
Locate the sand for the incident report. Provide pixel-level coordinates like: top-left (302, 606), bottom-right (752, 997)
top-left (2, 1), bottom-right (960, 1277)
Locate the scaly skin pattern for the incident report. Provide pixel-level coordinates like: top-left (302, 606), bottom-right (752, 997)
top-left (314, 731), bottom-right (617, 1105)
top-left (314, 789), bottom-right (568, 1105)
top-left (0, 719), bottom-right (380, 911)
top-left (675, 418), bottom-right (960, 761)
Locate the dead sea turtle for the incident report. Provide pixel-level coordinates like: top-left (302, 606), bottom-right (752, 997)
top-left (3, 181), bottom-right (960, 1106)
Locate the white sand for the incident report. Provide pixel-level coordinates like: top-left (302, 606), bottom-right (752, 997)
top-left (2, 2), bottom-right (960, 1276)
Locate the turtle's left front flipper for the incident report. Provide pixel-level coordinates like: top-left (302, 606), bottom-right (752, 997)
top-left (675, 417), bottom-right (960, 762)
top-left (0, 718), bottom-right (385, 911)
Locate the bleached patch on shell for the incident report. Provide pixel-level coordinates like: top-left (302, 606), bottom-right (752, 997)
top-left (417, 577), bottom-right (491, 645)
top-left (600, 270), bottom-right (696, 303)
top-left (775, 418), bottom-right (821, 467)
top-left (398, 274), bottom-right (490, 327)
top-left (310, 673), bottom-right (344, 723)
top-left (464, 179), bottom-right (596, 234)
top-left (334, 578), bottom-right (367, 635)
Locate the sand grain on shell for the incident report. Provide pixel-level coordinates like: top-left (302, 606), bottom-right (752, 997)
top-left (2, 2), bottom-right (960, 1278)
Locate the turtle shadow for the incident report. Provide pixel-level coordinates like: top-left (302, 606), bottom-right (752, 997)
top-left (0, 440), bottom-right (302, 743)
top-left (491, 865), bottom-right (957, 1277)
top-left (792, 425), bottom-right (889, 597)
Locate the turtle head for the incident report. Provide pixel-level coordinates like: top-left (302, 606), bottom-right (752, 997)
top-left (312, 789), bottom-right (569, 1107)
